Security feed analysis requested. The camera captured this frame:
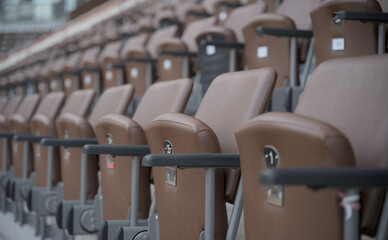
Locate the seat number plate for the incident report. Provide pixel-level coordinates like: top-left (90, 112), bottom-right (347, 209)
top-left (165, 167), bottom-right (177, 187)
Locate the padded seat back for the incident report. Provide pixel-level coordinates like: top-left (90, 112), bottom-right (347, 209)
top-left (32, 89), bottom-right (95, 187)
top-left (236, 54), bottom-right (388, 240)
top-left (98, 40), bottom-right (124, 90)
top-left (0, 95), bottom-right (23, 171)
top-left (57, 84), bottom-right (134, 200)
top-left (8, 94), bottom-right (40, 178)
top-left (243, 0), bottom-right (322, 87)
top-left (79, 46), bottom-right (101, 92)
top-left (62, 51), bottom-right (83, 98)
top-left (311, 0), bottom-right (382, 66)
top-left (145, 68), bottom-right (276, 240)
top-left (96, 79), bottom-right (192, 220)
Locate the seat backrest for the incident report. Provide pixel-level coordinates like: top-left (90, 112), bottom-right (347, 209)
top-left (146, 25), bottom-right (180, 58)
top-left (14, 94), bottom-right (40, 123)
top-left (60, 89), bottom-right (95, 116)
top-left (2, 95), bottom-right (22, 119)
top-left (98, 40), bottom-right (124, 90)
top-left (236, 54), bottom-right (388, 240)
top-left (0, 96), bottom-right (8, 112)
top-left (80, 46), bottom-right (101, 68)
top-left (145, 68), bottom-right (276, 240)
top-left (311, 0), bottom-right (382, 66)
top-left (88, 84), bottom-right (134, 128)
top-left (95, 78), bottom-right (192, 220)
top-left (33, 91), bottom-right (65, 121)
top-left (181, 16), bottom-right (217, 52)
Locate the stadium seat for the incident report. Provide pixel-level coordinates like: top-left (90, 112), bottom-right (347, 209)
top-left (236, 54), bottom-right (388, 240)
top-left (142, 68), bottom-right (276, 240)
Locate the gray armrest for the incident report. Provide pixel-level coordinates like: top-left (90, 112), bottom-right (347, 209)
top-left (256, 27), bottom-right (313, 38)
top-left (123, 57), bottom-right (157, 63)
top-left (260, 168), bottom-right (388, 189)
top-left (142, 153), bottom-right (240, 168)
top-left (82, 144), bottom-right (150, 156)
top-left (205, 40), bottom-right (245, 49)
top-left (158, 50), bottom-right (198, 57)
top-left (333, 10), bottom-right (388, 24)
top-left (0, 131), bottom-right (15, 138)
top-left (13, 134), bottom-right (57, 143)
top-left (40, 138), bottom-right (98, 148)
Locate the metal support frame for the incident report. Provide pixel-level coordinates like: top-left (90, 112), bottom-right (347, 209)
top-left (183, 56), bottom-right (189, 78)
top-left (228, 49), bottom-right (236, 72)
top-left (226, 179), bottom-right (243, 240)
top-left (301, 38), bottom-right (315, 87)
top-left (94, 72), bottom-right (101, 96)
top-left (80, 152), bottom-right (88, 205)
top-left (22, 141), bottom-right (29, 179)
top-left (2, 138), bottom-right (7, 171)
top-left (130, 156), bottom-right (140, 227)
top-left (205, 168), bottom-right (215, 240)
top-left (378, 23), bottom-right (386, 54)
top-left (289, 37), bottom-right (298, 87)
top-left (46, 146), bottom-right (54, 191)
top-left (344, 188), bottom-right (359, 240)
top-left (146, 62), bottom-right (153, 88)
top-left (377, 191), bottom-right (388, 240)
top-left (118, 68), bottom-right (124, 86)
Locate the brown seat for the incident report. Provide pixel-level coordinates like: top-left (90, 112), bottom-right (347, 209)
top-left (95, 78), bottom-right (193, 221)
top-left (56, 84), bottom-right (134, 200)
top-left (8, 94), bottom-right (42, 178)
top-left (62, 51), bottom-right (83, 98)
top-left (0, 97), bottom-right (7, 113)
top-left (311, 0), bottom-right (382, 66)
top-left (243, 0), bottom-right (322, 87)
top-left (123, 25), bottom-right (180, 97)
top-left (0, 95), bottom-right (23, 171)
top-left (144, 68), bottom-right (276, 240)
top-left (79, 46), bottom-right (102, 96)
top-left (32, 89), bottom-right (95, 188)
top-left (98, 41), bottom-right (124, 91)
top-left (156, 16), bottom-right (217, 82)
top-left (48, 56), bottom-right (67, 92)
top-left (236, 54), bottom-right (388, 240)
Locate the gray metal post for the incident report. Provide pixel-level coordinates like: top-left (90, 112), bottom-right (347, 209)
top-left (118, 68), bottom-right (124, 85)
top-left (229, 49), bottom-right (236, 72)
top-left (46, 146), bottom-right (54, 191)
top-left (289, 37), bottom-right (298, 87)
top-left (344, 188), bottom-right (360, 240)
top-left (301, 38), bottom-right (314, 88)
top-left (130, 156), bottom-right (140, 227)
top-left (146, 63), bottom-right (153, 88)
top-left (378, 23), bottom-right (386, 54)
top-left (148, 196), bottom-right (156, 218)
top-left (183, 56), bottom-right (189, 78)
top-left (275, 0), bottom-right (282, 10)
top-left (94, 72), bottom-right (101, 96)
top-left (80, 152), bottom-right (88, 205)
top-left (22, 141), bottom-right (29, 179)
top-left (74, 75), bottom-right (80, 91)
top-left (377, 192), bottom-right (388, 240)
top-left (205, 168), bottom-right (215, 240)
top-left (226, 179), bottom-right (243, 240)
top-left (2, 138), bottom-right (8, 171)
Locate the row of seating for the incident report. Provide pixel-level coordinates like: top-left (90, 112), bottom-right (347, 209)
top-left (0, 0), bottom-right (387, 240)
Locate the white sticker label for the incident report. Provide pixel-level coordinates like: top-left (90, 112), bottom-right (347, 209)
top-left (105, 70), bottom-right (113, 81)
top-left (50, 81), bottom-right (58, 90)
top-left (163, 59), bottom-right (172, 70)
top-left (84, 75), bottom-right (92, 85)
top-left (332, 38), bottom-right (345, 51)
top-left (219, 11), bottom-right (228, 21)
top-left (131, 68), bottom-right (138, 78)
top-left (64, 78), bottom-right (72, 88)
top-left (257, 46), bottom-right (268, 58)
top-left (206, 45), bottom-right (216, 56)
top-left (38, 83), bottom-right (45, 91)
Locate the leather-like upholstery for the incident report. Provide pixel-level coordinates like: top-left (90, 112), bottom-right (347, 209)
top-left (311, 0), bottom-right (381, 66)
top-left (62, 52), bottom-right (83, 97)
top-left (0, 95), bottom-right (23, 171)
top-left (32, 89), bottom-right (95, 187)
top-left (145, 68), bottom-right (276, 240)
top-left (79, 46), bottom-right (101, 90)
top-left (57, 85), bottom-right (134, 200)
top-left (8, 94), bottom-right (41, 178)
top-left (98, 41), bottom-right (123, 90)
top-left (237, 54), bottom-right (388, 239)
top-left (96, 78), bottom-right (192, 220)
top-left (157, 17), bottom-right (216, 81)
